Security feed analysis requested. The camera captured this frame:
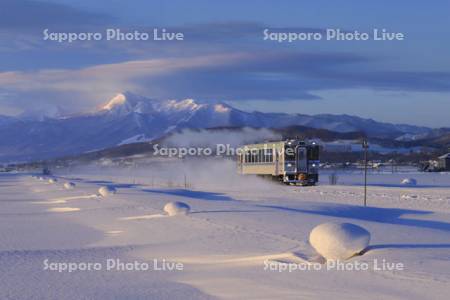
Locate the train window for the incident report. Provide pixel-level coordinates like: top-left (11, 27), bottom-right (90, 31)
top-left (264, 148), bottom-right (272, 163)
top-left (298, 148), bottom-right (305, 160)
top-left (307, 146), bottom-right (320, 160)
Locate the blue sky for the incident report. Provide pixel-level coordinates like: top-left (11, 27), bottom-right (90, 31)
top-left (0, 0), bottom-right (449, 127)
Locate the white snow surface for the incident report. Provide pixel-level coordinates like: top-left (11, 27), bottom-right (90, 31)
top-left (164, 201), bottom-right (191, 216)
top-left (1, 162), bottom-right (450, 299)
top-left (309, 222), bottom-right (370, 260)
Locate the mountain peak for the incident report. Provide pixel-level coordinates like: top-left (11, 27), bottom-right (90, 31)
top-left (100, 93), bottom-right (229, 115)
top-left (102, 93), bottom-right (128, 110)
top-left (99, 92), bottom-right (156, 115)
top-left (102, 92), bottom-right (148, 110)
top-left (164, 98), bottom-right (203, 111)
top-left (213, 103), bottom-right (231, 113)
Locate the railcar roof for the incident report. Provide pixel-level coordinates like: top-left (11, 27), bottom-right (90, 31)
top-left (238, 141), bottom-right (286, 148)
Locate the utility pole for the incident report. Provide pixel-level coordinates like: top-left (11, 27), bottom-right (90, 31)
top-left (362, 139), bottom-right (369, 207)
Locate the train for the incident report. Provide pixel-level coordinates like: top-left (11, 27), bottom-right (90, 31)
top-left (237, 139), bottom-right (320, 185)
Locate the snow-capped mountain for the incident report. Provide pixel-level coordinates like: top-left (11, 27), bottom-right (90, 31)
top-left (0, 92), bottom-right (436, 162)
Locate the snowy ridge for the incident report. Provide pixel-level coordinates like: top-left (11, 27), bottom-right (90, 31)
top-left (0, 92), bottom-right (440, 162)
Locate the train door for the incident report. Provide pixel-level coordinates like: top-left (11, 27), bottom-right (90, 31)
top-left (297, 147), bottom-right (308, 173)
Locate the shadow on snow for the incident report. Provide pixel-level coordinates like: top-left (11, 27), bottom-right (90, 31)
top-left (256, 203), bottom-right (450, 233)
top-left (142, 189), bottom-right (233, 201)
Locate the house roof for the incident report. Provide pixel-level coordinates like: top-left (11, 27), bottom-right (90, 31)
top-left (438, 153), bottom-right (450, 159)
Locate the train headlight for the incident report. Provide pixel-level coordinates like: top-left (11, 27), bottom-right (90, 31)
top-left (287, 163), bottom-right (292, 167)
top-left (312, 164), bottom-right (316, 167)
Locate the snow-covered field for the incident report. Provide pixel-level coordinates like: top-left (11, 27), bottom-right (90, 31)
top-left (1, 160), bottom-right (450, 299)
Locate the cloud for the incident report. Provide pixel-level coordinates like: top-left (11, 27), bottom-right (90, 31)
top-left (0, 0), bottom-right (115, 54)
top-left (0, 0), bottom-right (112, 31)
top-left (1, 50), bottom-right (450, 116)
top-left (0, 51), bottom-right (364, 110)
top-left (0, 53), bottom-right (242, 92)
top-left (339, 71), bottom-right (450, 92)
top-left (0, 53), bottom-right (247, 113)
top-left (164, 127), bottom-right (282, 149)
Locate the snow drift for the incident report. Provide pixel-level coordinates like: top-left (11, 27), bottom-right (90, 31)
top-left (401, 178), bottom-right (417, 186)
top-left (309, 222), bottom-right (370, 260)
top-left (98, 186), bottom-right (117, 197)
top-left (164, 201), bottom-right (191, 216)
top-left (48, 178), bottom-right (58, 184)
top-left (64, 182), bottom-right (76, 189)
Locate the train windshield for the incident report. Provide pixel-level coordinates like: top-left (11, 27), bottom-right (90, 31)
top-left (308, 145), bottom-right (320, 160)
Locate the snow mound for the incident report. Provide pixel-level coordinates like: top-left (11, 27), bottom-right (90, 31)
top-left (309, 222), bottom-right (370, 260)
top-left (401, 178), bottom-right (417, 186)
top-left (64, 182), bottom-right (76, 189)
top-left (98, 186), bottom-right (117, 197)
top-left (48, 178), bottom-right (58, 184)
top-left (163, 201), bottom-right (191, 216)
top-left (401, 194), bottom-right (418, 199)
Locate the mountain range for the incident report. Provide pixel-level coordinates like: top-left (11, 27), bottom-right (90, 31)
top-left (0, 92), bottom-right (447, 162)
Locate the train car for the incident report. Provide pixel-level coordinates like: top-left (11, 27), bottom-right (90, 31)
top-left (237, 139), bottom-right (320, 185)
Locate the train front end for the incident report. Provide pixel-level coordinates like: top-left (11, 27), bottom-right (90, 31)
top-left (283, 140), bottom-right (320, 186)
